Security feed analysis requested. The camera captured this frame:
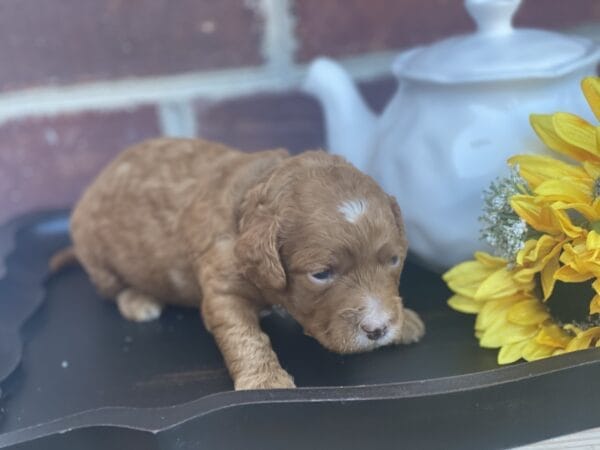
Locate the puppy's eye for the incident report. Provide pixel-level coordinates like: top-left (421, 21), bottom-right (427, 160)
top-left (390, 256), bottom-right (400, 267)
top-left (309, 269), bottom-right (334, 284)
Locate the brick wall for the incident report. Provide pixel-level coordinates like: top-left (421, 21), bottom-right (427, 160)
top-left (1, 0), bottom-right (599, 223)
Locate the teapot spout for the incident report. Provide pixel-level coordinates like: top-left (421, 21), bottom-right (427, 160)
top-left (303, 57), bottom-right (376, 172)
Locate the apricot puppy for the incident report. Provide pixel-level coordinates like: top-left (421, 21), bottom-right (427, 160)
top-left (65, 138), bottom-right (425, 389)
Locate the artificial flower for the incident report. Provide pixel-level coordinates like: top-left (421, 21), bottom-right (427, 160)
top-left (529, 77), bottom-right (600, 163)
top-left (445, 77), bottom-right (600, 364)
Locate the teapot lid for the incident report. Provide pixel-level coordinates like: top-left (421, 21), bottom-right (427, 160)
top-left (392, 0), bottom-right (600, 83)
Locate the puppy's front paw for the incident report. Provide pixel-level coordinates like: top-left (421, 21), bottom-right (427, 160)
top-left (399, 308), bottom-right (425, 344)
top-left (235, 368), bottom-right (296, 390)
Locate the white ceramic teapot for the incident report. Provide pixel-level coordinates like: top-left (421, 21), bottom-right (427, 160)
top-left (303, 0), bottom-right (600, 272)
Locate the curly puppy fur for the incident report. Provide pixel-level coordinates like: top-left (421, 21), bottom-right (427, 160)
top-left (67, 138), bottom-right (425, 390)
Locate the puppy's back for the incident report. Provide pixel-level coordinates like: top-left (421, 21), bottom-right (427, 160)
top-left (69, 138), bottom-right (285, 303)
top-left (71, 138), bottom-right (238, 244)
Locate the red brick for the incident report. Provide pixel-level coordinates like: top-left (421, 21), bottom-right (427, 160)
top-left (0, 0), bottom-right (263, 92)
top-left (196, 77), bottom-right (397, 155)
top-left (0, 107), bottom-right (160, 224)
top-left (294, 0), bottom-right (600, 62)
top-left (294, 0), bottom-right (473, 62)
top-left (196, 91), bottom-right (325, 155)
top-left (515, 0), bottom-right (600, 29)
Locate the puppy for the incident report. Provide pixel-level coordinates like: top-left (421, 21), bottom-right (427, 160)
top-left (57, 138), bottom-right (425, 390)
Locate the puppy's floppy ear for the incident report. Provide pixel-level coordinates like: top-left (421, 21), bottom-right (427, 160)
top-left (235, 193), bottom-right (286, 291)
top-left (388, 195), bottom-right (408, 243)
top-left (388, 195), bottom-right (404, 228)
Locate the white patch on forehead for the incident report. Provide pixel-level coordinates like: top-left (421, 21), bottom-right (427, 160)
top-left (338, 199), bottom-right (368, 223)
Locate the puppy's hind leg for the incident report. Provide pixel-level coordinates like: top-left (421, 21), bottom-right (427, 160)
top-left (85, 266), bottom-right (124, 299)
top-left (117, 289), bottom-right (163, 322)
top-left (80, 257), bottom-right (162, 322)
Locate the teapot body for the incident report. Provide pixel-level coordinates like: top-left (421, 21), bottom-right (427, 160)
top-left (367, 67), bottom-right (594, 271)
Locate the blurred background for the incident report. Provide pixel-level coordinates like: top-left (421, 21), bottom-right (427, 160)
top-left (0, 0), bottom-right (599, 224)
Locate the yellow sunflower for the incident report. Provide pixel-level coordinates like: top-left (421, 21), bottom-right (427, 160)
top-left (445, 77), bottom-right (600, 364)
top-left (444, 247), bottom-right (571, 364)
top-left (529, 77), bottom-right (600, 164)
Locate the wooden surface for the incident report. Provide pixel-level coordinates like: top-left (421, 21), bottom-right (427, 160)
top-left (3, 211), bottom-right (600, 449)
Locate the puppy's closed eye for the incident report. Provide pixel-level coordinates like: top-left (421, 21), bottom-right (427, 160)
top-left (377, 244), bottom-right (402, 268)
top-left (308, 269), bottom-right (334, 284)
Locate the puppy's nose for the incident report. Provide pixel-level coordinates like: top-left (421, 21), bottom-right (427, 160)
top-left (361, 324), bottom-right (388, 341)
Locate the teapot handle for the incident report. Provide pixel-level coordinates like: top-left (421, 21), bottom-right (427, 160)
top-left (465, 0), bottom-right (521, 36)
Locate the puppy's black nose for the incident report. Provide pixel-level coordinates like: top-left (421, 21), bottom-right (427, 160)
top-left (361, 325), bottom-right (388, 341)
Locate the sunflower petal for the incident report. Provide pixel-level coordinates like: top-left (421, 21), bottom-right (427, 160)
top-left (541, 253), bottom-right (560, 300)
top-left (552, 112), bottom-right (597, 154)
top-left (534, 178), bottom-right (593, 204)
top-left (592, 278), bottom-right (600, 295)
top-left (474, 251), bottom-right (507, 268)
top-left (552, 201), bottom-right (599, 222)
top-left (518, 235), bottom-right (556, 264)
top-left (565, 327), bottom-right (600, 352)
top-left (583, 161), bottom-right (600, 180)
top-left (506, 299), bottom-right (549, 325)
top-left (521, 339), bottom-right (556, 361)
top-left (474, 267), bottom-right (522, 300)
top-left (534, 323), bottom-right (572, 348)
top-left (590, 295), bottom-right (600, 315)
top-left (554, 264), bottom-right (594, 283)
top-left (511, 267), bottom-right (538, 284)
top-left (479, 320), bottom-right (538, 348)
top-left (497, 340), bottom-right (529, 364)
top-left (515, 239), bottom-right (538, 266)
top-left (587, 230), bottom-right (600, 250)
top-left (582, 77), bottom-right (600, 122)
top-left (443, 260), bottom-right (495, 298)
top-left (558, 242), bottom-right (600, 278)
top-left (509, 154), bottom-right (587, 189)
top-left (530, 114), bottom-right (599, 162)
top-left (475, 297), bottom-right (520, 331)
top-left (448, 295), bottom-right (482, 314)
top-left (510, 195), bottom-right (559, 234)
top-left (549, 207), bottom-right (585, 238)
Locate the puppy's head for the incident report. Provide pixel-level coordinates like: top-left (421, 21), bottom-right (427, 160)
top-left (236, 152), bottom-right (409, 353)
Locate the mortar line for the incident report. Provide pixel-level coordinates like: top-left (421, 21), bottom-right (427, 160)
top-left (257, 0), bottom-right (298, 76)
top-left (0, 51), bottom-right (398, 125)
top-left (157, 101), bottom-right (198, 137)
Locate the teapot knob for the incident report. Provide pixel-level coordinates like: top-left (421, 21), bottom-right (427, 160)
top-left (465, 0), bottom-right (521, 36)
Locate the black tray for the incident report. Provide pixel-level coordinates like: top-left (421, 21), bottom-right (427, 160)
top-left (1, 211), bottom-right (599, 450)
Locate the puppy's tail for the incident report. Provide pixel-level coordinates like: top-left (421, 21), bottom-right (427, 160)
top-left (49, 246), bottom-right (79, 273)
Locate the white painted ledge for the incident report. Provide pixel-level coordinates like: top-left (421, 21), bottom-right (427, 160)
top-left (0, 50), bottom-right (398, 126)
top-left (515, 426), bottom-right (600, 449)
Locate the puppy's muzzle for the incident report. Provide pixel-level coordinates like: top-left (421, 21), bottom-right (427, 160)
top-left (361, 323), bottom-right (388, 341)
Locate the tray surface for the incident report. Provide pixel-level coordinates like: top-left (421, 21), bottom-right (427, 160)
top-left (1, 211), bottom-right (600, 450)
